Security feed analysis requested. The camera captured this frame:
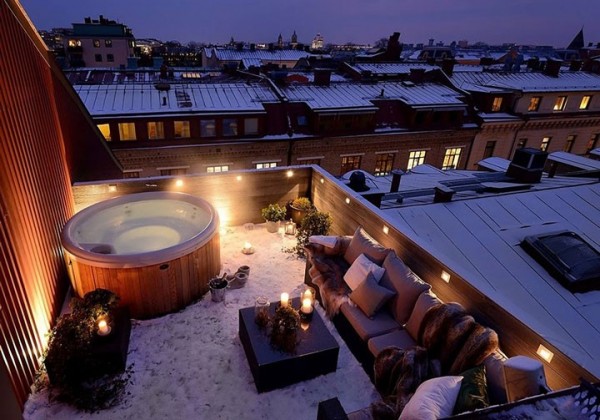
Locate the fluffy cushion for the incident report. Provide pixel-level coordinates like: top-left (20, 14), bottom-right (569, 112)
top-left (404, 291), bottom-right (441, 341)
top-left (343, 253), bottom-right (385, 290)
top-left (453, 365), bottom-right (490, 414)
top-left (350, 272), bottom-right (396, 317)
top-left (343, 226), bottom-right (390, 265)
top-left (399, 376), bottom-right (463, 420)
top-left (380, 252), bottom-right (431, 324)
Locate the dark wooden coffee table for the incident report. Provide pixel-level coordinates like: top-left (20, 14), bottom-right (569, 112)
top-left (239, 297), bottom-right (339, 393)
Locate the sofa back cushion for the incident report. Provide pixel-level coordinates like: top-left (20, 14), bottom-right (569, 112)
top-left (349, 272), bottom-right (396, 317)
top-left (380, 252), bottom-right (431, 324)
top-left (404, 291), bottom-right (442, 341)
top-left (344, 226), bottom-right (390, 266)
top-left (344, 253), bottom-right (386, 290)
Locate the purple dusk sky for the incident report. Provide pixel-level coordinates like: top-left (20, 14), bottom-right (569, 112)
top-left (20, 0), bottom-right (599, 47)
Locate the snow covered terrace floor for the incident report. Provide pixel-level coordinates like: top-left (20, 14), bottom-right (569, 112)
top-left (24, 224), bottom-right (379, 419)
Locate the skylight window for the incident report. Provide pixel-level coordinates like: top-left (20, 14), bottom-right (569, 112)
top-left (521, 231), bottom-right (600, 293)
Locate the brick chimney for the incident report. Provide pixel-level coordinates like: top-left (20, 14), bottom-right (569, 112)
top-left (569, 60), bottom-right (582, 71)
top-left (441, 58), bottom-right (455, 76)
top-left (409, 68), bottom-right (426, 84)
top-left (314, 69), bottom-right (331, 86)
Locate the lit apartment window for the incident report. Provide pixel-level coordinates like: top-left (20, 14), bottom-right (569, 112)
top-left (68, 39), bottom-right (81, 47)
top-left (200, 119), bottom-right (216, 137)
top-left (517, 138), bottom-right (528, 149)
top-left (580, 95), bottom-right (592, 110)
top-left (407, 150), bottom-right (427, 170)
top-left (123, 170), bottom-right (141, 179)
top-left (340, 155), bottom-right (361, 173)
top-left (206, 165), bottom-right (230, 173)
top-left (159, 167), bottom-right (187, 176)
top-left (95, 54), bottom-right (102, 62)
top-left (540, 136), bottom-right (551, 152)
top-left (564, 135), bottom-right (576, 152)
top-left (173, 121), bottom-right (190, 138)
top-left (107, 54), bottom-right (114, 62)
top-left (374, 153), bottom-right (395, 176)
top-left (118, 122), bottom-right (136, 141)
top-left (244, 118), bottom-right (259, 135)
top-left (93, 39), bottom-right (100, 48)
top-left (297, 158), bottom-right (322, 166)
top-left (491, 97), bottom-right (503, 112)
top-left (256, 162), bottom-right (277, 169)
top-left (586, 133), bottom-right (599, 152)
top-left (97, 124), bottom-right (111, 141)
top-left (528, 96), bottom-right (541, 112)
top-left (223, 118), bottom-right (238, 136)
top-left (553, 96), bottom-right (567, 111)
top-left (147, 122), bottom-right (165, 139)
top-left (442, 148), bottom-right (462, 170)
top-left (483, 141), bottom-right (496, 158)
top-left (105, 39), bottom-right (113, 48)
top-left (129, 40), bottom-right (135, 48)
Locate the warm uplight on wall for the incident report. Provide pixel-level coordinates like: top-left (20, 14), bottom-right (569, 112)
top-left (175, 178), bottom-right (184, 188)
top-left (320, 178), bottom-right (324, 184)
top-left (383, 225), bottom-right (389, 234)
top-left (345, 197), bottom-right (350, 204)
top-left (441, 271), bottom-right (451, 283)
top-left (236, 175), bottom-right (242, 181)
top-left (536, 344), bottom-right (554, 363)
top-left (286, 170), bottom-right (294, 178)
top-left (108, 184), bottom-right (117, 193)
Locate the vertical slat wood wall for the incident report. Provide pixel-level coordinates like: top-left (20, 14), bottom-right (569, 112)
top-left (309, 167), bottom-right (598, 391)
top-left (0, 0), bottom-right (120, 409)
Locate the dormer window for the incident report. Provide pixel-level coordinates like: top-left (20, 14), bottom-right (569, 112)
top-left (491, 97), bottom-right (503, 112)
top-left (528, 96), bottom-right (541, 112)
top-left (553, 96), bottom-right (567, 111)
top-left (580, 95), bottom-right (591, 110)
top-left (521, 231), bottom-right (600, 293)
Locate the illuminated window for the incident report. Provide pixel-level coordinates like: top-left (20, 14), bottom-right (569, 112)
top-left (407, 150), bottom-right (427, 170)
top-left (374, 153), bottom-right (395, 176)
top-left (174, 121), bottom-right (190, 138)
top-left (105, 39), bottom-right (112, 47)
top-left (207, 165), bottom-right (230, 173)
top-left (517, 138), bottom-right (528, 149)
top-left (200, 119), bottom-right (216, 137)
top-left (123, 170), bottom-right (140, 179)
top-left (580, 95), bottom-right (591, 110)
top-left (553, 96), bottom-right (567, 111)
top-left (68, 39), bottom-right (81, 47)
top-left (147, 122), bottom-right (165, 139)
top-left (223, 118), bottom-right (238, 136)
top-left (540, 136), bottom-right (551, 152)
top-left (118, 122), bottom-right (136, 141)
top-left (340, 155), bottom-right (361, 173)
top-left (564, 135), bottom-right (576, 152)
top-left (491, 97), bottom-right (503, 112)
top-left (586, 133), bottom-right (599, 152)
top-left (483, 141), bottom-right (496, 158)
top-left (97, 123), bottom-right (111, 141)
top-left (255, 162), bottom-right (277, 169)
top-left (528, 96), bottom-right (541, 112)
top-left (442, 148), bottom-right (462, 170)
top-left (159, 167), bottom-right (187, 176)
top-left (93, 39), bottom-right (100, 48)
top-left (94, 54), bottom-right (102, 62)
top-left (244, 118), bottom-right (259, 135)
top-left (129, 40), bottom-right (135, 48)
top-left (107, 54), bottom-right (114, 62)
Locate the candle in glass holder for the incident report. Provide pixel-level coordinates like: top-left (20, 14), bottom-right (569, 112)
top-left (280, 292), bottom-right (289, 307)
top-left (302, 287), bottom-right (315, 305)
top-left (301, 298), bottom-right (313, 314)
top-left (242, 241), bottom-right (254, 254)
top-left (97, 319), bottom-right (111, 336)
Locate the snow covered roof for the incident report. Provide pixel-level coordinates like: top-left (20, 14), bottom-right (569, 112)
top-left (281, 81), bottom-right (467, 112)
top-left (548, 151), bottom-right (600, 171)
top-left (75, 82), bottom-right (279, 117)
top-left (591, 148), bottom-right (600, 158)
top-left (376, 172), bottom-right (600, 379)
top-left (206, 48), bottom-right (314, 62)
top-left (348, 62), bottom-right (438, 76)
top-left (450, 70), bottom-right (600, 93)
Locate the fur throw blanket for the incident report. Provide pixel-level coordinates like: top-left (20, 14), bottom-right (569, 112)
top-left (305, 246), bottom-right (351, 317)
top-left (371, 346), bottom-right (441, 419)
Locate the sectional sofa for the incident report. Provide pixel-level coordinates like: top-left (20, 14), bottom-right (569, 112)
top-left (305, 227), bottom-right (545, 418)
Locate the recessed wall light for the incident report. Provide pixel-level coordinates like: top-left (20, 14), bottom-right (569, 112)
top-left (175, 179), bottom-right (184, 188)
top-left (441, 271), bottom-right (451, 283)
top-left (108, 184), bottom-right (117, 193)
top-left (536, 344), bottom-right (554, 363)
top-left (345, 197), bottom-right (350, 204)
top-left (286, 170), bottom-right (294, 178)
top-left (383, 225), bottom-right (389, 234)
top-left (236, 175), bottom-right (242, 181)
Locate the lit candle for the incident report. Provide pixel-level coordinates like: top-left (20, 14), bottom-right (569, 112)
top-left (303, 289), bottom-right (313, 303)
top-left (97, 319), bottom-right (110, 336)
top-left (301, 298), bottom-right (313, 314)
top-left (244, 242), bottom-right (252, 251)
top-left (280, 292), bottom-right (289, 307)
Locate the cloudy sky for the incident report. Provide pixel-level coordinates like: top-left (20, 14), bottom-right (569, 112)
top-left (20, 0), bottom-right (599, 47)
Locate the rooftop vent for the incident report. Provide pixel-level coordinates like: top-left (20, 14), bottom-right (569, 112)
top-left (506, 148), bottom-right (548, 183)
top-left (521, 231), bottom-right (600, 293)
top-left (347, 171), bottom-right (370, 192)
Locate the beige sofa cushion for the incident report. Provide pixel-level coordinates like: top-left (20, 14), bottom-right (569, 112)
top-left (340, 302), bottom-right (399, 341)
top-left (367, 329), bottom-right (417, 357)
top-left (380, 251), bottom-right (431, 324)
top-left (344, 226), bottom-right (391, 265)
top-left (350, 272), bottom-right (396, 317)
top-left (404, 291), bottom-right (442, 341)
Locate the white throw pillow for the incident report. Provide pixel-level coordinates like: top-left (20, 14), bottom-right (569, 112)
top-left (343, 253), bottom-right (385, 290)
top-left (399, 376), bottom-right (463, 420)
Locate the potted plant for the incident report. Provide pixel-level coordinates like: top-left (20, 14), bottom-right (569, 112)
top-left (295, 210), bottom-right (333, 256)
top-left (288, 197), bottom-right (314, 226)
top-left (261, 203), bottom-right (287, 233)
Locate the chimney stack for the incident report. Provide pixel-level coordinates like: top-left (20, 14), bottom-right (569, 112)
top-left (543, 58), bottom-right (562, 77)
top-left (314, 69), bottom-right (331, 86)
top-left (409, 68), bottom-right (426, 84)
top-left (569, 60), bottom-right (582, 71)
top-left (390, 170), bottom-right (404, 193)
top-left (441, 58), bottom-right (455, 76)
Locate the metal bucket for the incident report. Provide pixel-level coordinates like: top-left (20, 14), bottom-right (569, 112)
top-left (209, 278), bottom-right (227, 302)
